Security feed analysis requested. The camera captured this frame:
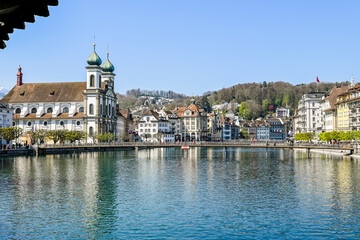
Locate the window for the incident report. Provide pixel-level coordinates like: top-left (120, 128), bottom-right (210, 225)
top-left (90, 75), bottom-right (95, 87)
top-left (27, 121), bottom-right (32, 126)
top-left (12, 122), bottom-right (15, 126)
top-left (76, 121), bottom-right (81, 126)
top-left (60, 121), bottom-right (64, 126)
top-left (79, 107), bottom-right (84, 112)
top-left (31, 108), bottom-right (37, 113)
top-left (44, 121), bottom-right (48, 126)
top-left (99, 76), bottom-right (102, 88)
top-left (63, 107), bottom-right (69, 113)
top-left (89, 126), bottom-right (94, 136)
top-left (89, 104), bottom-right (94, 115)
top-left (47, 107), bottom-right (53, 113)
top-left (15, 108), bottom-right (21, 114)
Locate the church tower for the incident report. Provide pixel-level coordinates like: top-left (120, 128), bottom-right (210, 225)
top-left (86, 44), bottom-right (103, 89)
top-left (84, 44), bottom-right (103, 140)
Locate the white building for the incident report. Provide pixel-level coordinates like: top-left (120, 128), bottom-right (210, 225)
top-left (294, 92), bottom-right (325, 134)
top-left (0, 102), bottom-right (13, 128)
top-left (1, 45), bottom-right (117, 143)
top-left (137, 109), bottom-right (174, 142)
top-left (275, 107), bottom-right (290, 118)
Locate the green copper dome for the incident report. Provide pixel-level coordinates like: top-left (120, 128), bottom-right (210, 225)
top-left (102, 53), bottom-right (115, 73)
top-left (87, 44), bottom-right (102, 66)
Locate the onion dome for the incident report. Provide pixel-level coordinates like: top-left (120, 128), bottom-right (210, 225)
top-left (87, 44), bottom-right (102, 66)
top-left (102, 52), bottom-right (115, 73)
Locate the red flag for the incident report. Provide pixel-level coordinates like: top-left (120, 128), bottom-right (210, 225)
top-left (316, 76), bottom-right (320, 82)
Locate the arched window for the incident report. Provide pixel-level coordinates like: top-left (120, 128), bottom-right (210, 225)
top-left (99, 75), bottom-right (102, 88)
top-left (99, 104), bottom-right (102, 115)
top-left (15, 108), bottom-right (21, 114)
top-left (90, 75), bottom-right (94, 87)
top-left (89, 104), bottom-right (94, 115)
top-left (89, 126), bottom-right (94, 137)
top-left (47, 107), bottom-right (53, 113)
top-left (79, 107), bottom-right (84, 112)
top-left (63, 107), bottom-right (69, 113)
top-left (108, 104), bottom-right (111, 115)
top-left (31, 108), bottom-right (37, 113)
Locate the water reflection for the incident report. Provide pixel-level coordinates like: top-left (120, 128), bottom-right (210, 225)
top-left (0, 148), bottom-right (359, 239)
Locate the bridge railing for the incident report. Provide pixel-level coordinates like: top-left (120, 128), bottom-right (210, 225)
top-left (37, 140), bottom-right (352, 149)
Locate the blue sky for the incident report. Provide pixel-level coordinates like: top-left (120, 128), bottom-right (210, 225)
top-left (1, 0), bottom-right (360, 96)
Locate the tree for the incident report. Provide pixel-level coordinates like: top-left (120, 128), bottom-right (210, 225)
top-left (240, 128), bottom-right (250, 139)
top-left (65, 130), bottom-right (87, 143)
top-left (119, 131), bottom-right (130, 142)
top-left (109, 133), bottom-right (115, 142)
top-left (47, 130), bottom-right (61, 145)
top-left (294, 132), bottom-right (315, 142)
top-left (29, 129), bottom-right (49, 144)
top-left (262, 99), bottom-right (270, 112)
top-left (0, 127), bottom-right (22, 149)
top-left (199, 95), bottom-right (212, 112)
top-left (238, 102), bottom-right (251, 120)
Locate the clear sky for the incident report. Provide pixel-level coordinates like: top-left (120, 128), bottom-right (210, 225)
top-left (1, 0), bottom-right (360, 96)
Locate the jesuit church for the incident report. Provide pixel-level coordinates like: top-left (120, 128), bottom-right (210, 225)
top-left (1, 45), bottom-right (117, 142)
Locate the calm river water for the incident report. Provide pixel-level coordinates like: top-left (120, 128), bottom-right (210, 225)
top-left (0, 147), bottom-right (360, 239)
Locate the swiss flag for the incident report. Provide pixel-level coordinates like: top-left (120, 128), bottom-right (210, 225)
top-left (316, 76), bottom-right (320, 83)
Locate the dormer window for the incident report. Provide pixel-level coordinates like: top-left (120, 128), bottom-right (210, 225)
top-left (20, 91), bottom-right (25, 96)
top-left (31, 108), bottom-right (37, 114)
top-left (49, 91), bottom-right (55, 95)
top-left (63, 107), bottom-right (69, 113)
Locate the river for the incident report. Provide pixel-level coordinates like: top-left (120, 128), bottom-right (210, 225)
top-left (0, 147), bottom-right (359, 239)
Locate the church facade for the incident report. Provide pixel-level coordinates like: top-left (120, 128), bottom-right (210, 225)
top-left (1, 45), bottom-right (117, 143)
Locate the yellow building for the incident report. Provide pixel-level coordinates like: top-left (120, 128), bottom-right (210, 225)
top-left (336, 91), bottom-right (350, 131)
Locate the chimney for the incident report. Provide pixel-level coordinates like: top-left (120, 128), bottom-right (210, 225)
top-left (17, 66), bottom-right (23, 86)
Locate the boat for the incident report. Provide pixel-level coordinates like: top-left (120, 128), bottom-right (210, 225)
top-left (181, 145), bottom-right (190, 150)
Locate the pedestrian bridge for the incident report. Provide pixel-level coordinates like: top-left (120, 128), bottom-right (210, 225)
top-left (37, 141), bottom-right (355, 155)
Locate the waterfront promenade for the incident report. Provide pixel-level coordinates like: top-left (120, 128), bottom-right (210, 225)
top-left (0, 140), bottom-right (355, 156)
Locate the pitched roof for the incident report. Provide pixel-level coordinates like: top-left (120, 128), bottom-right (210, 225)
top-left (13, 112), bottom-right (84, 120)
top-left (118, 108), bottom-right (132, 119)
top-left (141, 109), bottom-right (160, 120)
top-left (328, 86), bottom-right (348, 109)
top-left (188, 103), bottom-right (200, 112)
top-left (1, 82), bottom-right (87, 103)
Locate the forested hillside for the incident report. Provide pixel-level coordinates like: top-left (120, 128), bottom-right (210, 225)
top-left (117, 81), bottom-right (349, 119)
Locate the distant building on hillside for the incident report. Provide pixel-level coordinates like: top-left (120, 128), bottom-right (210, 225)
top-left (276, 106), bottom-right (290, 118)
